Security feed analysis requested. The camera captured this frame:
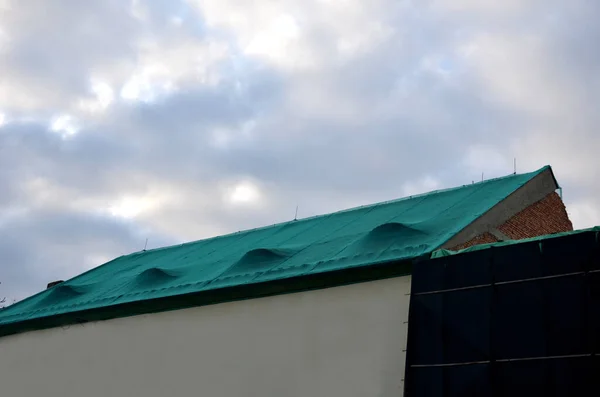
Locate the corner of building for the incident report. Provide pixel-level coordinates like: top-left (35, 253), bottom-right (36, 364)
top-left (451, 191), bottom-right (573, 250)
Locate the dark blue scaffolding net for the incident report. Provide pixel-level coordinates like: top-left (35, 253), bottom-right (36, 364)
top-left (404, 229), bottom-right (600, 397)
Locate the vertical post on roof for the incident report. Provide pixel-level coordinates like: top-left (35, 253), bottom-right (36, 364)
top-left (514, 158), bottom-right (517, 174)
top-left (294, 205), bottom-right (299, 221)
top-left (482, 172), bottom-right (484, 182)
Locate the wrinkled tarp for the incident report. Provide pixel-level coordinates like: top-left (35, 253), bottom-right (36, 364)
top-left (0, 167), bottom-right (548, 335)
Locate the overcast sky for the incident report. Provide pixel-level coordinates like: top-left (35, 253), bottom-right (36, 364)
top-left (0, 0), bottom-right (599, 301)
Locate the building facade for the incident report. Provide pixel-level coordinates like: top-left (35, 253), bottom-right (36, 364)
top-left (0, 166), bottom-right (576, 396)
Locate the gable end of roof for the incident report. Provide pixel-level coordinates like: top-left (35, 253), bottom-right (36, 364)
top-left (440, 166), bottom-right (558, 249)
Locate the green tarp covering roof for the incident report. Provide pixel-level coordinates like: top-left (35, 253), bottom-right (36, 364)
top-left (0, 166), bottom-right (550, 335)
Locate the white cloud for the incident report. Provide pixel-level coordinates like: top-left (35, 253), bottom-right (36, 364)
top-left (567, 199), bottom-right (600, 230)
top-left (402, 176), bottom-right (442, 197)
top-left (119, 38), bottom-right (229, 102)
top-left (0, 27), bottom-right (8, 53)
top-left (82, 254), bottom-right (114, 270)
top-left (463, 144), bottom-right (513, 177)
top-left (432, 0), bottom-right (529, 14)
top-left (1, 0), bottom-right (600, 301)
top-left (225, 181), bottom-right (263, 206)
top-left (188, 0), bottom-right (397, 70)
top-left (462, 33), bottom-right (576, 116)
top-left (78, 80), bottom-right (115, 114)
top-left (107, 195), bottom-right (161, 219)
top-left (49, 114), bottom-right (79, 138)
top-left (245, 13), bottom-right (301, 58)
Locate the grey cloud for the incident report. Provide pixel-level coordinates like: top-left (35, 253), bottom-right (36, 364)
top-left (1, 0), bottom-right (600, 301)
top-left (0, 208), bottom-right (175, 302)
top-left (0, 0), bottom-right (213, 114)
top-left (0, 1), bottom-right (140, 108)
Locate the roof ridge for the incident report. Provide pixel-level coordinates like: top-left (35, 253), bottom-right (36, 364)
top-left (134, 166), bottom-right (551, 256)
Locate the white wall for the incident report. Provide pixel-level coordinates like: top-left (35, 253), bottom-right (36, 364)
top-left (0, 276), bottom-right (410, 397)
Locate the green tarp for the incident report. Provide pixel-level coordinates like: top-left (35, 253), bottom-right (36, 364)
top-left (0, 166), bottom-right (549, 335)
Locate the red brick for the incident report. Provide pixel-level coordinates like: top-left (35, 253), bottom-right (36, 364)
top-left (451, 232), bottom-right (499, 251)
top-left (450, 192), bottom-right (573, 250)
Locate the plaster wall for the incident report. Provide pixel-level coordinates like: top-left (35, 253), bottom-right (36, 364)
top-left (0, 276), bottom-right (410, 397)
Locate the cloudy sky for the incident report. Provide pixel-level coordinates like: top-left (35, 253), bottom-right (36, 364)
top-left (0, 0), bottom-right (598, 301)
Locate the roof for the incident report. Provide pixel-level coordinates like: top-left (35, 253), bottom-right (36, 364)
top-left (0, 166), bottom-right (551, 337)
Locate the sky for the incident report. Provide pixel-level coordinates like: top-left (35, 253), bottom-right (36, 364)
top-left (0, 0), bottom-right (599, 302)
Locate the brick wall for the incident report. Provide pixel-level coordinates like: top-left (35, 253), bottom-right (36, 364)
top-left (451, 192), bottom-right (573, 251)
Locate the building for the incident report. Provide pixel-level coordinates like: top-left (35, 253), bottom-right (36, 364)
top-left (0, 166), bottom-right (574, 397)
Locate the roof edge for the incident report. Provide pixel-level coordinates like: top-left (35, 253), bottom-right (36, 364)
top-left (0, 260), bottom-right (413, 339)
